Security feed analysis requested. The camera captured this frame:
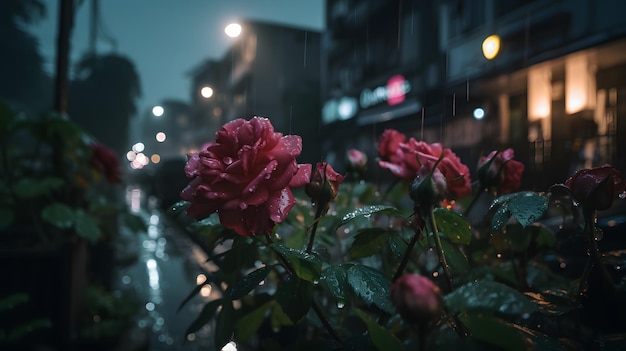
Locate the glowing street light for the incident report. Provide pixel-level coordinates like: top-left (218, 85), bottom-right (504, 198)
top-left (200, 86), bottom-right (214, 99)
top-left (225, 23), bottom-right (242, 38)
top-left (482, 34), bottom-right (501, 60)
top-left (152, 105), bottom-right (164, 117)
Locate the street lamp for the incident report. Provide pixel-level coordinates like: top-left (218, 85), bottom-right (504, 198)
top-left (200, 86), bottom-right (214, 99)
top-left (482, 34), bottom-right (501, 60)
top-left (225, 23), bottom-right (242, 38)
top-left (152, 105), bottom-right (164, 117)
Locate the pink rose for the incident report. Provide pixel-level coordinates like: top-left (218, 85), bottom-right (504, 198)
top-left (377, 130), bottom-right (472, 199)
top-left (477, 148), bottom-right (525, 194)
top-left (564, 164), bottom-right (626, 211)
top-left (181, 117), bottom-right (312, 236)
top-left (305, 162), bottom-right (345, 206)
top-left (89, 142), bottom-right (121, 183)
top-left (391, 274), bottom-right (443, 326)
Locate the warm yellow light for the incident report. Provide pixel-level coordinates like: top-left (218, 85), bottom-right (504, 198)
top-left (225, 23), bottom-right (242, 38)
top-left (482, 34), bottom-right (501, 60)
top-left (528, 65), bottom-right (551, 120)
top-left (200, 86), bottom-right (214, 98)
top-left (150, 154), bottom-right (161, 164)
top-left (565, 53), bottom-right (594, 114)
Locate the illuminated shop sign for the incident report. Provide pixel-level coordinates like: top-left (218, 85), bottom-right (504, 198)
top-left (359, 75), bottom-right (411, 109)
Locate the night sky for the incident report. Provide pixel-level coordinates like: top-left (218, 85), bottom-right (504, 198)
top-left (29, 0), bottom-right (324, 117)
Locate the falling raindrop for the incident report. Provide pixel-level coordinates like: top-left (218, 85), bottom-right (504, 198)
top-left (421, 107), bottom-right (425, 140)
top-left (466, 79), bottom-right (470, 101)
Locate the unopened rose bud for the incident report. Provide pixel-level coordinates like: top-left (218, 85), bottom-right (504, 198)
top-left (346, 149), bottom-right (367, 180)
top-left (409, 162), bottom-right (447, 210)
top-left (391, 274), bottom-right (443, 327)
top-left (305, 162), bottom-right (345, 208)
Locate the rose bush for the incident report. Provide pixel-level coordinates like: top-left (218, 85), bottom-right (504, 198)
top-left (173, 118), bottom-right (626, 351)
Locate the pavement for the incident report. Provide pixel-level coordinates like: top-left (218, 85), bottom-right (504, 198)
top-left (112, 185), bottom-right (220, 351)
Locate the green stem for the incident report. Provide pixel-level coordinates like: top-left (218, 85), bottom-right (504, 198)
top-left (577, 209), bottom-right (614, 296)
top-left (427, 208), bottom-right (454, 292)
top-left (392, 218), bottom-right (423, 282)
top-left (306, 203), bottom-right (327, 253)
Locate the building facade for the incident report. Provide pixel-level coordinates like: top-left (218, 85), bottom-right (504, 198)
top-left (188, 20), bottom-right (322, 164)
top-left (321, 0), bottom-right (626, 189)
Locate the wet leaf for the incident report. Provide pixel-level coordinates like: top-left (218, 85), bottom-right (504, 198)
top-left (320, 264), bottom-right (351, 305)
top-left (167, 200), bottom-right (190, 216)
top-left (235, 300), bottom-right (273, 341)
top-left (434, 208), bottom-right (472, 245)
top-left (349, 228), bottom-right (391, 258)
top-left (508, 192), bottom-right (548, 227)
top-left (440, 238), bottom-right (469, 274)
top-left (347, 264), bottom-right (394, 314)
top-left (458, 313), bottom-right (533, 351)
top-left (490, 192), bottom-right (548, 231)
top-left (388, 232), bottom-right (408, 258)
top-left (41, 203), bottom-right (75, 229)
top-left (215, 301), bottom-right (235, 350)
top-left (225, 265), bottom-right (272, 300)
top-left (340, 205), bottom-right (402, 226)
top-left (276, 275), bottom-right (313, 324)
top-left (186, 298), bottom-right (223, 335)
top-left (178, 281), bottom-right (211, 313)
top-left (445, 280), bottom-right (537, 315)
top-left (270, 243), bottom-right (322, 282)
top-left (354, 308), bottom-right (404, 351)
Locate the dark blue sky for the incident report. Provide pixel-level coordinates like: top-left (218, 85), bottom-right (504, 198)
top-left (29, 0), bottom-right (324, 116)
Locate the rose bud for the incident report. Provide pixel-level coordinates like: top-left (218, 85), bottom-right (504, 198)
top-left (346, 149), bottom-right (367, 180)
top-left (305, 162), bottom-right (345, 209)
top-left (391, 274), bottom-right (443, 327)
top-left (477, 148), bottom-right (524, 194)
top-left (564, 164), bottom-right (626, 211)
top-left (409, 161), bottom-right (447, 211)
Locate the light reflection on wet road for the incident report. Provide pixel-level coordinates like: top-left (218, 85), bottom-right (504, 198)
top-left (115, 186), bottom-right (217, 350)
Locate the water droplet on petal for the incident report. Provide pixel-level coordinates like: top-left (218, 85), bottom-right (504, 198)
top-left (240, 203), bottom-right (248, 209)
top-left (223, 157), bottom-right (234, 165)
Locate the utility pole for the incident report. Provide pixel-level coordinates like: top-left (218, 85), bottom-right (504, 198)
top-left (53, 0), bottom-right (75, 115)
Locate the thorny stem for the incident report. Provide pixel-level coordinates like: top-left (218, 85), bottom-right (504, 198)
top-left (427, 208), bottom-right (454, 292)
top-left (392, 218), bottom-right (423, 282)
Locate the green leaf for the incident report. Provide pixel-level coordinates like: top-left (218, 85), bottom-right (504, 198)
top-left (186, 298), bottom-right (223, 335)
top-left (41, 203), bottom-right (75, 229)
top-left (13, 177), bottom-right (64, 199)
top-left (434, 208), bottom-right (472, 244)
top-left (508, 192), bottom-right (548, 227)
top-left (235, 301), bottom-right (273, 341)
top-left (320, 264), bottom-right (351, 306)
top-left (458, 313), bottom-right (533, 351)
top-left (167, 200), bottom-right (189, 216)
top-left (347, 264), bottom-right (394, 314)
top-left (276, 275), bottom-right (313, 324)
top-left (445, 280), bottom-right (537, 315)
top-left (388, 232), bottom-right (408, 258)
top-left (340, 205), bottom-right (403, 226)
top-left (349, 228), bottom-right (391, 258)
top-left (225, 265), bottom-right (272, 300)
top-left (490, 192), bottom-right (548, 231)
top-left (74, 212), bottom-right (101, 242)
top-left (270, 243), bottom-right (322, 282)
top-left (354, 308), bottom-right (404, 351)
top-left (439, 238), bottom-right (469, 274)
top-left (215, 301), bottom-right (236, 350)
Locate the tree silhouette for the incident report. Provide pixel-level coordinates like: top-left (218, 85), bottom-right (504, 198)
top-left (69, 54), bottom-right (141, 158)
top-left (0, 0), bottom-right (52, 114)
